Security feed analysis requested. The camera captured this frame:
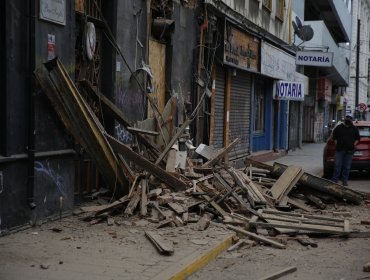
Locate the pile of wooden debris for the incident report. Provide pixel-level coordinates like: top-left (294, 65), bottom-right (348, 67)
top-left (35, 58), bottom-right (367, 254)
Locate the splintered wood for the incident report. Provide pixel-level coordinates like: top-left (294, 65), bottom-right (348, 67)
top-left (36, 59), bottom-right (366, 257)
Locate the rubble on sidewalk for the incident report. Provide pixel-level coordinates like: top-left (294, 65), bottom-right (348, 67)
top-left (35, 58), bottom-right (368, 256)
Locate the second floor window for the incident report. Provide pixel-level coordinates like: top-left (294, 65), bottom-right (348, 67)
top-left (262, 0), bottom-right (272, 11)
top-left (276, 0), bottom-right (285, 20)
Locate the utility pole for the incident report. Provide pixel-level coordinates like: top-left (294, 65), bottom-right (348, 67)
top-left (355, 19), bottom-right (360, 119)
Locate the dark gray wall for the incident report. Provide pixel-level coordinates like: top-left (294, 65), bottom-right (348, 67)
top-left (170, 3), bottom-right (199, 124)
top-left (0, 0), bottom-right (75, 233)
top-left (114, 0), bottom-right (147, 143)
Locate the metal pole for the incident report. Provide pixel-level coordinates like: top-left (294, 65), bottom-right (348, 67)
top-left (355, 19), bottom-right (360, 118)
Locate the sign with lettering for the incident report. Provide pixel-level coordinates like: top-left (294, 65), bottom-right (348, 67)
top-left (223, 22), bottom-right (259, 72)
top-left (261, 42), bottom-right (295, 81)
top-left (296, 51), bottom-right (333, 67)
top-left (273, 80), bottom-right (305, 101)
top-left (40, 0), bottom-right (66, 26)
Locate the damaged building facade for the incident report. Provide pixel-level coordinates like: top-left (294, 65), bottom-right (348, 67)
top-left (0, 0), bottom-right (199, 231)
top-left (200, 0), bottom-right (306, 161)
top-left (2, 0), bottom-right (351, 232)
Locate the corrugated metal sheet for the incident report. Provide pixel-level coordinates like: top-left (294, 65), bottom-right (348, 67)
top-left (229, 71), bottom-right (251, 158)
top-left (303, 105), bottom-right (314, 142)
top-left (289, 101), bottom-right (300, 150)
top-left (213, 66), bottom-right (225, 149)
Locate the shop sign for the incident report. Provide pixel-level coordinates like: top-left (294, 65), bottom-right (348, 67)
top-left (40, 0), bottom-right (66, 26)
top-left (223, 22), bottom-right (259, 72)
top-left (296, 51), bottom-right (333, 67)
top-left (261, 42), bottom-right (295, 81)
top-left (273, 80), bottom-right (305, 101)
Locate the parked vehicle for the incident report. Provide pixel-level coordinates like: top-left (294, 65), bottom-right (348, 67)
top-left (323, 121), bottom-right (370, 178)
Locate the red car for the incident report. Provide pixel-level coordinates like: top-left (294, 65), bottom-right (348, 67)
top-left (323, 120), bottom-right (370, 178)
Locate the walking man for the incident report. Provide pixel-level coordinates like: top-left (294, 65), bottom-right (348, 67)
top-left (331, 115), bottom-right (360, 186)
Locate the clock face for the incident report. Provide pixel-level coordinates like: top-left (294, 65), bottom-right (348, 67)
top-left (85, 22), bottom-right (96, 60)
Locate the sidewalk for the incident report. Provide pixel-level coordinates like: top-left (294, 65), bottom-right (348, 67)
top-left (0, 215), bottom-right (234, 280)
top-left (267, 143), bottom-right (326, 175)
top-left (267, 142), bottom-right (370, 194)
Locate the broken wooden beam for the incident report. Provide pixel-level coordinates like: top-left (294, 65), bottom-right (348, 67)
top-left (145, 231), bottom-right (174, 255)
top-left (79, 80), bottom-right (160, 155)
top-left (227, 225), bottom-right (286, 249)
top-left (35, 58), bottom-right (127, 191)
top-left (106, 134), bottom-right (188, 191)
top-left (230, 169), bottom-right (267, 208)
top-left (270, 165), bottom-right (303, 205)
top-left (155, 118), bottom-right (192, 165)
top-left (126, 126), bottom-right (159, 136)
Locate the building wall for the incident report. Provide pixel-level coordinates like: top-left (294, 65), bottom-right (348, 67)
top-left (217, 0), bottom-right (291, 43)
top-left (347, 0), bottom-right (370, 112)
top-left (1, 0), bottom-right (76, 233)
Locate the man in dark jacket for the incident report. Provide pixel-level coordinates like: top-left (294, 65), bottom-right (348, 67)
top-left (331, 115), bottom-right (360, 186)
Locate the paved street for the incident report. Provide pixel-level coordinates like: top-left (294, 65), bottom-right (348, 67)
top-left (190, 143), bottom-right (370, 280)
top-left (1, 142), bottom-right (369, 280)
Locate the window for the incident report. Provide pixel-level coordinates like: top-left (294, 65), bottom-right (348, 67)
top-left (254, 83), bottom-right (265, 132)
top-left (276, 0), bottom-right (285, 21)
top-left (262, 0), bottom-right (272, 11)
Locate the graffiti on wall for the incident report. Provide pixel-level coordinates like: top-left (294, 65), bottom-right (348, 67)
top-left (34, 160), bottom-right (67, 198)
top-left (115, 123), bottom-right (133, 143)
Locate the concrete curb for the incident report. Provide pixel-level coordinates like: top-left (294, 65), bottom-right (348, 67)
top-left (152, 233), bottom-right (236, 280)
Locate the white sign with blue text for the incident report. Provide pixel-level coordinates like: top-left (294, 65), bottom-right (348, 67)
top-left (273, 80), bottom-right (305, 101)
top-left (296, 51), bottom-right (333, 67)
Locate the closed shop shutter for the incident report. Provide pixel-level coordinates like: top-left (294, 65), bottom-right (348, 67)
top-left (213, 66), bottom-right (225, 150)
top-left (289, 101), bottom-right (300, 150)
top-left (229, 71), bottom-right (251, 158)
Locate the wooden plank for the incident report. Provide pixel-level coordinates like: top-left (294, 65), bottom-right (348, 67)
top-left (148, 39), bottom-right (166, 118)
top-left (117, 154), bottom-right (136, 183)
top-left (304, 193), bottom-right (327, 210)
top-left (250, 220), bottom-right (348, 235)
top-left (214, 173), bottom-right (259, 216)
top-left (271, 162), bottom-right (363, 205)
top-left (197, 186), bottom-right (229, 219)
top-left (244, 158), bottom-right (274, 172)
top-left (227, 225), bottom-right (286, 249)
top-left (35, 59), bottom-right (127, 192)
top-left (78, 80), bottom-right (160, 155)
top-left (140, 179), bottom-right (148, 216)
top-left (168, 202), bottom-right (186, 215)
top-left (145, 230), bottom-right (174, 255)
top-left (106, 133), bottom-right (188, 191)
top-left (287, 197), bottom-right (314, 212)
top-left (201, 138), bottom-right (240, 168)
top-left (124, 187), bottom-right (141, 216)
top-left (126, 126), bottom-right (159, 136)
top-left (270, 165), bottom-right (303, 204)
top-left (230, 169), bottom-right (267, 207)
top-left (258, 266), bottom-right (297, 280)
top-left (262, 209), bottom-right (346, 223)
top-left (155, 118), bottom-right (192, 165)
top-left (261, 213), bottom-right (343, 227)
top-left (296, 235), bottom-right (318, 247)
